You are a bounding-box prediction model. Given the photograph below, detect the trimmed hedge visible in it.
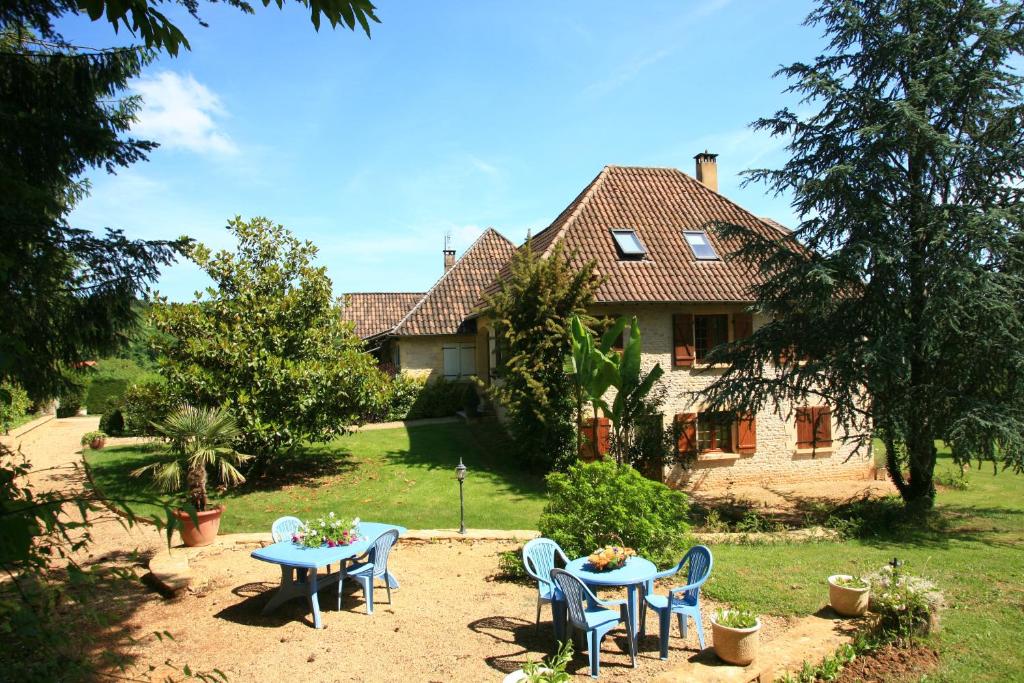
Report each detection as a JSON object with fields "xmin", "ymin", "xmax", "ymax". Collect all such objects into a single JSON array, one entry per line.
[{"xmin": 85, "ymin": 378, "xmax": 129, "ymax": 415}]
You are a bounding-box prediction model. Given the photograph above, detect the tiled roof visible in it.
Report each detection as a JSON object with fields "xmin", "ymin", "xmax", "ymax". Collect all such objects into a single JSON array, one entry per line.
[
  {"xmin": 485, "ymin": 165, "xmax": 789, "ymax": 304},
  {"xmin": 392, "ymin": 228, "xmax": 517, "ymax": 336},
  {"xmin": 759, "ymin": 216, "xmax": 792, "ymax": 235},
  {"xmin": 341, "ymin": 292, "xmax": 424, "ymax": 339}
]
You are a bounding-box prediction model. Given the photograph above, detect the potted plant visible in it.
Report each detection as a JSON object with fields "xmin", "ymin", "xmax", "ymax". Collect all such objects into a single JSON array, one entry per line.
[
  {"xmin": 81, "ymin": 430, "xmax": 107, "ymax": 450},
  {"xmin": 503, "ymin": 641, "xmax": 572, "ymax": 683},
  {"xmin": 131, "ymin": 405, "xmax": 251, "ymax": 547},
  {"xmin": 711, "ymin": 608, "xmax": 761, "ymax": 666},
  {"xmin": 828, "ymin": 574, "xmax": 870, "ymax": 617}
]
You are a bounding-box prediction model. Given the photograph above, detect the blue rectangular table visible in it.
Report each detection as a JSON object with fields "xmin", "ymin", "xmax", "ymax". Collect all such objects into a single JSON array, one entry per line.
[{"xmin": 251, "ymin": 521, "xmax": 406, "ymax": 629}]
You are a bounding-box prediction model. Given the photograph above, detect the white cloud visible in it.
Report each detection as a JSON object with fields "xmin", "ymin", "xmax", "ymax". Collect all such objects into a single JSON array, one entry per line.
[{"xmin": 131, "ymin": 71, "xmax": 238, "ymax": 156}]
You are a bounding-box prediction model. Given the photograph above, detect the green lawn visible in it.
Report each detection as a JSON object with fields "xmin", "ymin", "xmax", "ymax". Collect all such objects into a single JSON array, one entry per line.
[
  {"xmin": 84, "ymin": 421, "xmax": 547, "ymax": 533},
  {"xmin": 704, "ymin": 446, "xmax": 1024, "ymax": 681}
]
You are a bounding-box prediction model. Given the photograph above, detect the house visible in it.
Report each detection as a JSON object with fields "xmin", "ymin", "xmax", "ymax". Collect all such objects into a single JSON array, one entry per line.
[
  {"xmin": 343, "ymin": 154, "xmax": 871, "ymax": 487},
  {"xmin": 341, "ymin": 228, "xmax": 516, "ymax": 382}
]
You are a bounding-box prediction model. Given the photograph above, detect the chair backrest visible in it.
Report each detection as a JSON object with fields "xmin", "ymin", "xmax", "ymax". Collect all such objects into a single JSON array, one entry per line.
[
  {"xmin": 271, "ymin": 516, "xmax": 303, "ymax": 543},
  {"xmin": 522, "ymin": 538, "xmax": 567, "ymax": 590},
  {"xmin": 678, "ymin": 545, "xmax": 713, "ymax": 604},
  {"xmin": 549, "ymin": 569, "xmax": 597, "ymax": 631},
  {"xmin": 367, "ymin": 529, "xmax": 400, "ymax": 578}
]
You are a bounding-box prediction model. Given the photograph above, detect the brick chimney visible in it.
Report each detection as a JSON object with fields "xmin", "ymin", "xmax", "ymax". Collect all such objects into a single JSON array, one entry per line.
[
  {"xmin": 443, "ymin": 248, "xmax": 456, "ymax": 272},
  {"xmin": 694, "ymin": 151, "xmax": 719, "ymax": 193}
]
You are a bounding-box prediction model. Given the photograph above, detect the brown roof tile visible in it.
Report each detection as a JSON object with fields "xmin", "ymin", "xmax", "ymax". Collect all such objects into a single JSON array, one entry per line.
[
  {"xmin": 341, "ymin": 292, "xmax": 424, "ymax": 339},
  {"xmin": 393, "ymin": 228, "xmax": 517, "ymax": 336},
  {"xmin": 485, "ymin": 165, "xmax": 789, "ymax": 304}
]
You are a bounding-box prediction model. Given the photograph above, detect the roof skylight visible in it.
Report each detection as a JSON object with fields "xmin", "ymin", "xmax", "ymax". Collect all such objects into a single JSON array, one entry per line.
[
  {"xmin": 683, "ymin": 231, "xmax": 720, "ymax": 260},
  {"xmin": 611, "ymin": 229, "xmax": 647, "ymax": 259}
]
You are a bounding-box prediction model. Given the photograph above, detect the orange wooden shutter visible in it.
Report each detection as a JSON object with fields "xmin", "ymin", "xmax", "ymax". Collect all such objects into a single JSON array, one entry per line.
[
  {"xmin": 737, "ymin": 413, "xmax": 757, "ymax": 454},
  {"xmin": 675, "ymin": 413, "xmax": 698, "ymax": 455},
  {"xmin": 795, "ymin": 407, "xmax": 814, "ymax": 447},
  {"xmin": 734, "ymin": 313, "xmax": 753, "ymax": 340},
  {"xmin": 673, "ymin": 314, "xmax": 695, "ymax": 367},
  {"xmin": 813, "ymin": 406, "xmax": 832, "ymax": 448}
]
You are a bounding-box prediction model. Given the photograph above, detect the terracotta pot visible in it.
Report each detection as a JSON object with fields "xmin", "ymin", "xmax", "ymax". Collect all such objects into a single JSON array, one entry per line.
[
  {"xmin": 828, "ymin": 574, "xmax": 870, "ymax": 617},
  {"xmin": 172, "ymin": 505, "xmax": 225, "ymax": 547},
  {"xmin": 89, "ymin": 437, "xmax": 106, "ymax": 450},
  {"xmin": 711, "ymin": 616, "xmax": 760, "ymax": 666}
]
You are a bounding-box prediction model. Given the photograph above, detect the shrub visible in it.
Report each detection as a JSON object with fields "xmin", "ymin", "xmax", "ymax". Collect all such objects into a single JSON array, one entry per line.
[
  {"xmin": 56, "ymin": 381, "xmax": 86, "ymax": 418},
  {"xmin": 387, "ymin": 372, "xmax": 424, "ymax": 420},
  {"xmin": 406, "ymin": 377, "xmax": 467, "ymax": 420},
  {"xmin": 85, "ymin": 378, "xmax": 129, "ymax": 415},
  {"xmin": 121, "ymin": 378, "xmax": 176, "ymax": 435},
  {"xmin": 99, "ymin": 408, "xmax": 125, "ymax": 436},
  {"xmin": 0, "ymin": 381, "xmax": 32, "ymax": 431},
  {"xmin": 539, "ymin": 459, "xmax": 690, "ymax": 567},
  {"xmin": 496, "ymin": 548, "xmax": 529, "ymax": 582},
  {"xmin": 865, "ymin": 564, "xmax": 944, "ymax": 640},
  {"xmin": 82, "ymin": 358, "xmax": 151, "ymax": 414}
]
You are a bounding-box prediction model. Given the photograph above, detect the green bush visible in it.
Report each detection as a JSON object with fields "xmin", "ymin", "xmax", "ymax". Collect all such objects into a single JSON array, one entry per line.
[
  {"xmin": 406, "ymin": 377, "xmax": 468, "ymax": 420},
  {"xmin": 0, "ymin": 381, "xmax": 32, "ymax": 431},
  {"xmin": 539, "ymin": 459, "xmax": 690, "ymax": 567},
  {"xmin": 56, "ymin": 382, "xmax": 86, "ymax": 418},
  {"xmin": 121, "ymin": 379, "xmax": 176, "ymax": 435},
  {"xmin": 98, "ymin": 408, "xmax": 125, "ymax": 436},
  {"xmin": 496, "ymin": 548, "xmax": 529, "ymax": 582},
  {"xmin": 82, "ymin": 359, "xmax": 151, "ymax": 414}
]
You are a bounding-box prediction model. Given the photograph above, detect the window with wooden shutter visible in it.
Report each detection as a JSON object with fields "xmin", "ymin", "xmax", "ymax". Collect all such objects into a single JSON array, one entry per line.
[
  {"xmin": 733, "ymin": 312, "xmax": 753, "ymax": 340},
  {"xmin": 675, "ymin": 413, "xmax": 697, "ymax": 455},
  {"xmin": 736, "ymin": 413, "xmax": 757, "ymax": 454},
  {"xmin": 796, "ymin": 406, "xmax": 832, "ymax": 449},
  {"xmin": 813, "ymin": 406, "xmax": 832, "ymax": 448},
  {"xmin": 672, "ymin": 314, "xmax": 695, "ymax": 367},
  {"xmin": 795, "ymin": 407, "xmax": 815, "ymax": 447}
]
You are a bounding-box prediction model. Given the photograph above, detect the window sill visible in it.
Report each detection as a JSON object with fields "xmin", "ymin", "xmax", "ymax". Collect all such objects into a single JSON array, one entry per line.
[
  {"xmin": 794, "ymin": 447, "xmax": 833, "ymax": 457},
  {"xmin": 691, "ymin": 362, "xmax": 731, "ymax": 370},
  {"xmin": 697, "ymin": 451, "xmax": 742, "ymax": 462}
]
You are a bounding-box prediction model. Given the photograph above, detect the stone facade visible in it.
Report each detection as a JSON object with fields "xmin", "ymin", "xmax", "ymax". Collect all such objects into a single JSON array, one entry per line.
[
  {"xmin": 591, "ymin": 304, "xmax": 871, "ymax": 490},
  {"xmin": 395, "ymin": 333, "xmax": 490, "ymax": 382}
]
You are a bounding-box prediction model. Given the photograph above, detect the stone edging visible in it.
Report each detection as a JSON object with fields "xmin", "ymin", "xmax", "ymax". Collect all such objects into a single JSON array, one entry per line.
[{"xmin": 6, "ymin": 413, "xmax": 55, "ymax": 439}]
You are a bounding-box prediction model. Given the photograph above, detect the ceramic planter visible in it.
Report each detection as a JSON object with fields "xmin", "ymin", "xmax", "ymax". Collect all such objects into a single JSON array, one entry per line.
[
  {"xmin": 711, "ymin": 616, "xmax": 761, "ymax": 666},
  {"xmin": 828, "ymin": 575, "xmax": 870, "ymax": 617},
  {"xmin": 89, "ymin": 437, "xmax": 106, "ymax": 450},
  {"xmin": 172, "ymin": 505, "xmax": 225, "ymax": 547}
]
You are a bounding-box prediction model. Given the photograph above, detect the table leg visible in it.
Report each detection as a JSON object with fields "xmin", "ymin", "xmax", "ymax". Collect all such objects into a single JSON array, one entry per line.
[
  {"xmin": 263, "ymin": 565, "xmax": 299, "ymax": 615},
  {"xmin": 627, "ymin": 585, "xmax": 639, "ymax": 657},
  {"xmin": 307, "ymin": 570, "xmax": 323, "ymax": 629}
]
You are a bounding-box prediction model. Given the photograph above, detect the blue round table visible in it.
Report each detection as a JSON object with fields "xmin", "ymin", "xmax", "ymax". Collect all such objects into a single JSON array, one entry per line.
[{"xmin": 566, "ymin": 555, "xmax": 657, "ymax": 649}]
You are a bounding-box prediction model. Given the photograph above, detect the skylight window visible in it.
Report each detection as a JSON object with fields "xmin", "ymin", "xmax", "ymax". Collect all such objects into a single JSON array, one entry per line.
[
  {"xmin": 611, "ymin": 229, "xmax": 647, "ymax": 259},
  {"xmin": 684, "ymin": 231, "xmax": 720, "ymax": 260}
]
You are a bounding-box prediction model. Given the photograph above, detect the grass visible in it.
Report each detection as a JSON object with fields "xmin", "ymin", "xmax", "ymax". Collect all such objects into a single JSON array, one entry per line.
[
  {"xmin": 84, "ymin": 421, "xmax": 547, "ymax": 533},
  {"xmin": 3, "ymin": 411, "xmax": 40, "ymax": 434},
  {"xmin": 703, "ymin": 444, "xmax": 1024, "ymax": 681}
]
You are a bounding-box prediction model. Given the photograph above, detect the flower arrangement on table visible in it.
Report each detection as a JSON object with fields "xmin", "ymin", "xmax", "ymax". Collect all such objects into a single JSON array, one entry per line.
[
  {"xmin": 292, "ymin": 513, "xmax": 362, "ymax": 548},
  {"xmin": 587, "ymin": 545, "xmax": 635, "ymax": 571}
]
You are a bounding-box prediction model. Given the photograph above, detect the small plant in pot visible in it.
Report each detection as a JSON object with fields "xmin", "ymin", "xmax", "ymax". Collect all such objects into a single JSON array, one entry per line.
[
  {"xmin": 711, "ymin": 608, "xmax": 761, "ymax": 666},
  {"xmin": 502, "ymin": 640, "xmax": 572, "ymax": 683},
  {"xmin": 131, "ymin": 405, "xmax": 251, "ymax": 547},
  {"xmin": 828, "ymin": 574, "xmax": 870, "ymax": 617},
  {"xmin": 81, "ymin": 430, "xmax": 107, "ymax": 450}
]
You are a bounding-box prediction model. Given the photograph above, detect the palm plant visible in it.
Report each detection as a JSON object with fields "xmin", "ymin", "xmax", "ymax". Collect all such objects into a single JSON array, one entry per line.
[{"xmin": 132, "ymin": 405, "xmax": 251, "ymax": 511}]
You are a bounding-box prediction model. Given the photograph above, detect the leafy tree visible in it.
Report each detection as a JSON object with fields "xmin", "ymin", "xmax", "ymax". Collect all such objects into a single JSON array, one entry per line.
[
  {"xmin": 483, "ymin": 240, "xmax": 601, "ymax": 471},
  {"xmin": 698, "ymin": 0, "xmax": 1024, "ymax": 510},
  {"xmin": 151, "ymin": 217, "xmax": 381, "ymax": 464}
]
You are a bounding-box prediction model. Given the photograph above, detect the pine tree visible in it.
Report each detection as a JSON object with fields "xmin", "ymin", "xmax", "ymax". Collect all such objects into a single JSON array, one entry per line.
[{"xmin": 699, "ymin": 0, "xmax": 1024, "ymax": 510}]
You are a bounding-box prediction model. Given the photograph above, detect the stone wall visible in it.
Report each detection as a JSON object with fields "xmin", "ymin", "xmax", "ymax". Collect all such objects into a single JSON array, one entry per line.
[
  {"xmin": 396, "ymin": 334, "xmax": 487, "ymax": 382},
  {"xmin": 591, "ymin": 303, "xmax": 872, "ymax": 490}
]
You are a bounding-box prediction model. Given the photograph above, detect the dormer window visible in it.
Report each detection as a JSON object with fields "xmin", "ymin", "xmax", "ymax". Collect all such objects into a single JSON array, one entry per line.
[
  {"xmin": 611, "ymin": 229, "xmax": 647, "ymax": 260},
  {"xmin": 684, "ymin": 230, "xmax": 720, "ymax": 260}
]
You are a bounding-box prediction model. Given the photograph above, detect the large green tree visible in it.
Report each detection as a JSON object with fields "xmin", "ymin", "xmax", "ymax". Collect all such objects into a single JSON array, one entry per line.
[
  {"xmin": 483, "ymin": 240, "xmax": 600, "ymax": 471},
  {"xmin": 151, "ymin": 217, "xmax": 380, "ymax": 464},
  {"xmin": 699, "ymin": 0, "xmax": 1024, "ymax": 510}
]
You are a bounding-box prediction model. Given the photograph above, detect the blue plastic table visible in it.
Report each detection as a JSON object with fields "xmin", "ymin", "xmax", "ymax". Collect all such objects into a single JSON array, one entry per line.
[
  {"xmin": 251, "ymin": 522, "xmax": 406, "ymax": 629},
  {"xmin": 566, "ymin": 555, "xmax": 657, "ymax": 650}
]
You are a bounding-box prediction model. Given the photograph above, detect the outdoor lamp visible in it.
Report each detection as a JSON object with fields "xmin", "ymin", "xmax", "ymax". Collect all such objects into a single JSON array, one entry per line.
[{"xmin": 455, "ymin": 458, "xmax": 467, "ymax": 534}]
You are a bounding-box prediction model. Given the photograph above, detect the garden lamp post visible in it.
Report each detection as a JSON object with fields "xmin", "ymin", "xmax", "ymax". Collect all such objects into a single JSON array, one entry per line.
[{"xmin": 455, "ymin": 458, "xmax": 467, "ymax": 535}]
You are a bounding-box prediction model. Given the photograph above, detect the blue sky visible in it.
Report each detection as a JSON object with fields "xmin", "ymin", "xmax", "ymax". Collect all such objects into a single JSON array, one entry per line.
[{"xmin": 63, "ymin": 0, "xmax": 823, "ymax": 301}]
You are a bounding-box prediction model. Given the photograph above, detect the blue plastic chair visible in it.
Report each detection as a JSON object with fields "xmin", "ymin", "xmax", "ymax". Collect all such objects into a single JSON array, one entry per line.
[
  {"xmin": 338, "ymin": 528, "xmax": 400, "ymax": 615},
  {"xmin": 550, "ymin": 568, "xmax": 636, "ymax": 678},
  {"xmin": 522, "ymin": 538, "xmax": 569, "ymax": 634},
  {"xmin": 640, "ymin": 545, "xmax": 713, "ymax": 659}
]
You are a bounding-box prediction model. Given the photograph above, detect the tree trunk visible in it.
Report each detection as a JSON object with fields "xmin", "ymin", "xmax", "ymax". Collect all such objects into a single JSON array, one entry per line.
[{"xmin": 187, "ymin": 465, "xmax": 208, "ymax": 512}]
